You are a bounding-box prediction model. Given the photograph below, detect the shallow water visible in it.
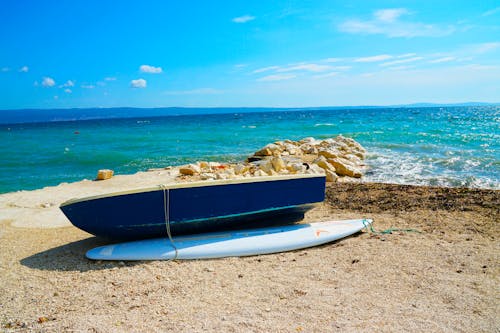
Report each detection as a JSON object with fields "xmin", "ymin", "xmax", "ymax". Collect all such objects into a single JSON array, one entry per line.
[{"xmin": 1, "ymin": 106, "xmax": 498, "ymax": 193}]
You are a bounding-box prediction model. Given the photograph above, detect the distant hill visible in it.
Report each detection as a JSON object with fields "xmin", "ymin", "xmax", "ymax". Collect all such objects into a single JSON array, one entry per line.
[{"xmin": 0, "ymin": 103, "xmax": 498, "ymax": 125}]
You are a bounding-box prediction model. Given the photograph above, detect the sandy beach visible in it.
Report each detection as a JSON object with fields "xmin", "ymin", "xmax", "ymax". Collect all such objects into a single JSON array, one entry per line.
[{"xmin": 0, "ymin": 176, "xmax": 498, "ymax": 332}]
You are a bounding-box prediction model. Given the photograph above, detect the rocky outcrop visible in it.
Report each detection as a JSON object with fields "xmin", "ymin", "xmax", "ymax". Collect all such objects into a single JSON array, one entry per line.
[{"xmin": 155, "ymin": 135, "xmax": 367, "ymax": 183}]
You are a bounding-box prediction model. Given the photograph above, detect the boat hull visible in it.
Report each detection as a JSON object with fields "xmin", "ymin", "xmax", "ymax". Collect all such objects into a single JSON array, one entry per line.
[{"xmin": 60, "ymin": 175, "xmax": 326, "ymax": 240}]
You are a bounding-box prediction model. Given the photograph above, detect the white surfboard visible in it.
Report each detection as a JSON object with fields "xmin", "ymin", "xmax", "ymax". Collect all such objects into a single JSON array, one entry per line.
[{"xmin": 86, "ymin": 219, "xmax": 373, "ymax": 261}]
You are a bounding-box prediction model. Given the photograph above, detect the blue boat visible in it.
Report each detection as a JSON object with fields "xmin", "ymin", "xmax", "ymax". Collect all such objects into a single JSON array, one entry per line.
[{"xmin": 60, "ymin": 174, "xmax": 326, "ymax": 240}]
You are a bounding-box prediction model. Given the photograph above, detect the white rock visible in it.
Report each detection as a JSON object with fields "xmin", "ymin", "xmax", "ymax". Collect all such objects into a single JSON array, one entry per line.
[
  {"xmin": 308, "ymin": 163, "xmax": 325, "ymax": 175},
  {"xmin": 328, "ymin": 158, "xmax": 363, "ymax": 178},
  {"xmin": 271, "ymin": 157, "xmax": 286, "ymax": 172},
  {"xmin": 318, "ymin": 148, "xmax": 340, "ymax": 159},
  {"xmin": 253, "ymin": 169, "xmax": 268, "ymax": 177},
  {"xmin": 233, "ymin": 164, "xmax": 250, "ymax": 175},
  {"xmin": 313, "ymin": 156, "xmax": 336, "ymax": 173},
  {"xmin": 325, "ymin": 169, "xmax": 338, "ymax": 182},
  {"xmin": 286, "ymin": 163, "xmax": 306, "ymax": 174}
]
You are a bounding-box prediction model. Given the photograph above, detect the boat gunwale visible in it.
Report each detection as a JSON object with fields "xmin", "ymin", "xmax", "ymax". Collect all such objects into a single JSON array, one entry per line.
[{"xmin": 60, "ymin": 174, "xmax": 325, "ymax": 207}]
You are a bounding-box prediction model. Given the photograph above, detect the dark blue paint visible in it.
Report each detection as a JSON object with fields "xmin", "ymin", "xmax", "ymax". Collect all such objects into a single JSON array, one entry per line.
[{"xmin": 60, "ymin": 176, "xmax": 326, "ymax": 240}]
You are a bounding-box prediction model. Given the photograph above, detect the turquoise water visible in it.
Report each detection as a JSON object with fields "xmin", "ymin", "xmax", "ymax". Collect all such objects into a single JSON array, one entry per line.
[{"xmin": 1, "ymin": 106, "xmax": 498, "ymax": 193}]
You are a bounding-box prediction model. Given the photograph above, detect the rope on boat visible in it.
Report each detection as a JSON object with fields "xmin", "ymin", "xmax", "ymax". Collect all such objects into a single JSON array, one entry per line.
[{"xmin": 160, "ymin": 184, "xmax": 178, "ymax": 260}]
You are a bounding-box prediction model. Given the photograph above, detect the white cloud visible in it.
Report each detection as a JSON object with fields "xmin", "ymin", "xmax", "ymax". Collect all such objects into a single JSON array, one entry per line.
[
  {"xmin": 482, "ymin": 7, "xmax": 500, "ymax": 16},
  {"xmin": 164, "ymin": 88, "xmax": 223, "ymax": 95},
  {"xmin": 472, "ymin": 42, "xmax": 500, "ymax": 54},
  {"xmin": 64, "ymin": 88, "xmax": 72, "ymax": 94},
  {"xmin": 232, "ymin": 15, "xmax": 255, "ymax": 23},
  {"xmin": 278, "ymin": 63, "xmax": 333, "ymax": 73},
  {"xmin": 428, "ymin": 57, "xmax": 455, "ymax": 64},
  {"xmin": 252, "ymin": 66, "xmax": 281, "ymax": 74},
  {"xmin": 380, "ymin": 56, "xmax": 423, "ymax": 67},
  {"xmin": 257, "ymin": 74, "xmax": 296, "ymax": 82},
  {"xmin": 42, "ymin": 77, "xmax": 55, "ymax": 87},
  {"xmin": 81, "ymin": 84, "xmax": 95, "ymax": 89},
  {"xmin": 339, "ymin": 8, "xmax": 455, "ymax": 38},
  {"xmin": 130, "ymin": 78, "xmax": 147, "ymax": 88},
  {"xmin": 19, "ymin": 66, "xmax": 29, "ymax": 72},
  {"xmin": 104, "ymin": 77, "xmax": 117, "ymax": 81},
  {"xmin": 59, "ymin": 80, "xmax": 75, "ymax": 88},
  {"xmin": 374, "ymin": 8, "xmax": 408, "ymax": 23},
  {"xmin": 354, "ymin": 54, "xmax": 393, "ymax": 62},
  {"xmin": 140, "ymin": 65, "xmax": 163, "ymax": 74}
]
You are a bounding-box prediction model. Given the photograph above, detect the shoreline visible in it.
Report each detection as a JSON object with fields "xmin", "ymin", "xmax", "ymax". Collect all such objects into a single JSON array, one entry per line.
[{"xmin": 1, "ymin": 173, "xmax": 498, "ymax": 331}]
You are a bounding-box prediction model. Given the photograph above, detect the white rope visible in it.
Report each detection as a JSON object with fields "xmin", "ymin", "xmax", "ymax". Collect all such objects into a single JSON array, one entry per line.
[{"xmin": 159, "ymin": 184, "xmax": 178, "ymax": 260}]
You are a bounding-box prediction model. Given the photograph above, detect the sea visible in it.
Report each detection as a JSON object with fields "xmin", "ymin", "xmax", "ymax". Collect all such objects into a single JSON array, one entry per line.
[{"xmin": 0, "ymin": 106, "xmax": 498, "ymax": 194}]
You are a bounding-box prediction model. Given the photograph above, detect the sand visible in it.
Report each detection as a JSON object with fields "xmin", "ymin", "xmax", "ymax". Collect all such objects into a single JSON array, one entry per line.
[{"xmin": 0, "ymin": 176, "xmax": 498, "ymax": 332}]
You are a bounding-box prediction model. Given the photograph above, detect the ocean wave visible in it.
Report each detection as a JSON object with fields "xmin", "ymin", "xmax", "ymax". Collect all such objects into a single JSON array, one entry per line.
[{"xmin": 364, "ymin": 149, "xmax": 500, "ymax": 189}]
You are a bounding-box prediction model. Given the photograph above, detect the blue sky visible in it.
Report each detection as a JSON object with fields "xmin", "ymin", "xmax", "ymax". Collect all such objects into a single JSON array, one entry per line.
[{"xmin": 1, "ymin": 0, "xmax": 499, "ymax": 109}]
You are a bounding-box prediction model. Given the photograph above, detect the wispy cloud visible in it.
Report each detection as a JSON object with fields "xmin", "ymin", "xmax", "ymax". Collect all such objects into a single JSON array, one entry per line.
[
  {"xmin": 257, "ymin": 74, "xmax": 296, "ymax": 82},
  {"xmin": 339, "ymin": 8, "xmax": 455, "ymax": 38},
  {"xmin": 59, "ymin": 80, "xmax": 75, "ymax": 88},
  {"xmin": 130, "ymin": 78, "xmax": 147, "ymax": 88},
  {"xmin": 140, "ymin": 65, "xmax": 162, "ymax": 74},
  {"xmin": 482, "ymin": 7, "xmax": 500, "ymax": 16},
  {"xmin": 81, "ymin": 84, "xmax": 95, "ymax": 89},
  {"xmin": 380, "ymin": 56, "xmax": 423, "ymax": 67},
  {"xmin": 374, "ymin": 8, "xmax": 408, "ymax": 23},
  {"xmin": 41, "ymin": 77, "xmax": 55, "ymax": 87},
  {"xmin": 232, "ymin": 15, "xmax": 255, "ymax": 23},
  {"xmin": 164, "ymin": 88, "xmax": 223, "ymax": 95},
  {"xmin": 19, "ymin": 66, "xmax": 29, "ymax": 72},
  {"xmin": 1, "ymin": 67, "xmax": 9, "ymax": 72},
  {"xmin": 253, "ymin": 66, "xmax": 281, "ymax": 74},
  {"xmin": 64, "ymin": 89, "xmax": 72, "ymax": 94},
  {"xmin": 354, "ymin": 54, "xmax": 393, "ymax": 62},
  {"xmin": 428, "ymin": 57, "xmax": 455, "ymax": 64},
  {"xmin": 277, "ymin": 63, "xmax": 333, "ymax": 73},
  {"xmin": 104, "ymin": 77, "xmax": 117, "ymax": 81},
  {"xmin": 471, "ymin": 42, "xmax": 500, "ymax": 54}
]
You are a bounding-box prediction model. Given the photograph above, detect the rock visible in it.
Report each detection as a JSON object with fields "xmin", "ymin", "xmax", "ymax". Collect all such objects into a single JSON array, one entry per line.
[
  {"xmin": 318, "ymin": 148, "xmax": 340, "ymax": 159},
  {"xmin": 343, "ymin": 154, "xmax": 362, "ymax": 164},
  {"xmin": 325, "ymin": 169, "xmax": 338, "ymax": 182},
  {"xmin": 199, "ymin": 161, "xmax": 210, "ymax": 170},
  {"xmin": 200, "ymin": 172, "xmax": 217, "ymax": 180},
  {"xmin": 283, "ymin": 143, "xmax": 302, "ymax": 155},
  {"xmin": 328, "ymin": 158, "xmax": 363, "ymax": 178},
  {"xmin": 307, "ymin": 163, "xmax": 325, "ymax": 175},
  {"xmin": 179, "ymin": 164, "xmax": 201, "ymax": 176},
  {"xmin": 271, "ymin": 157, "xmax": 286, "ymax": 172},
  {"xmin": 96, "ymin": 169, "xmax": 114, "ymax": 180},
  {"xmin": 299, "ymin": 143, "xmax": 317, "ymax": 154},
  {"xmin": 255, "ymin": 143, "xmax": 280, "ymax": 156},
  {"xmin": 286, "ymin": 163, "xmax": 306, "ymax": 174},
  {"xmin": 258, "ymin": 159, "xmax": 274, "ymax": 175},
  {"xmin": 234, "ymin": 164, "xmax": 250, "ymax": 175},
  {"xmin": 313, "ymin": 156, "xmax": 336, "ymax": 173},
  {"xmin": 299, "ymin": 137, "xmax": 316, "ymax": 144},
  {"xmin": 253, "ymin": 169, "xmax": 268, "ymax": 177}
]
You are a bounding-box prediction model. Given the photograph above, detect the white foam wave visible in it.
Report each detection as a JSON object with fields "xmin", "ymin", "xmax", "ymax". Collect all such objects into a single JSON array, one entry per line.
[{"xmin": 364, "ymin": 149, "xmax": 500, "ymax": 189}]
